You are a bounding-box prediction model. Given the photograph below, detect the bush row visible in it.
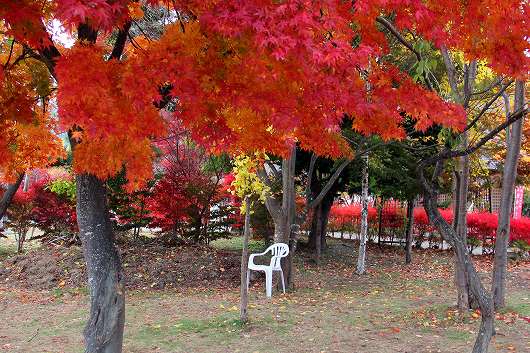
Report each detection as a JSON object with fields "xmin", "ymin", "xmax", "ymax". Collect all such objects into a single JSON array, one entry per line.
[{"xmin": 329, "ymin": 204, "xmax": 530, "ymax": 246}]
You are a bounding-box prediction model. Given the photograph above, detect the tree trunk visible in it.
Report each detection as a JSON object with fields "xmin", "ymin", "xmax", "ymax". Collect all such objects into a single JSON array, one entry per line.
[
  {"xmin": 287, "ymin": 223, "xmax": 300, "ymax": 289},
  {"xmin": 16, "ymin": 228, "xmax": 26, "ymax": 253},
  {"xmin": 314, "ymin": 203, "xmax": 322, "ymax": 264},
  {"xmin": 279, "ymin": 147, "xmax": 297, "ymax": 288},
  {"xmin": 240, "ymin": 197, "xmax": 251, "ymax": 323},
  {"xmin": 308, "ymin": 206, "xmax": 319, "ymax": 249},
  {"xmin": 0, "ymin": 173, "xmax": 24, "ymax": 221},
  {"xmin": 320, "ymin": 195, "xmax": 333, "ymax": 250},
  {"xmin": 492, "ymin": 80, "xmax": 525, "ymax": 310},
  {"xmin": 424, "ymin": 192, "xmax": 494, "ymax": 353},
  {"xmin": 377, "ymin": 200, "xmax": 383, "ymax": 244},
  {"xmin": 273, "ymin": 221, "xmax": 284, "ymax": 244},
  {"xmin": 405, "ymin": 198, "xmax": 415, "ymax": 264},
  {"xmin": 308, "ymin": 191, "xmax": 333, "ymax": 251},
  {"xmin": 455, "ymin": 130, "xmax": 473, "ymax": 310},
  {"xmin": 442, "ymin": 57, "xmax": 478, "ymax": 311},
  {"xmin": 260, "ymin": 147, "xmax": 297, "ymax": 290},
  {"xmin": 356, "ymin": 154, "xmax": 369, "ymax": 275},
  {"xmin": 263, "ymin": 146, "xmax": 297, "ymax": 289},
  {"xmin": 76, "ymin": 174, "xmax": 125, "ymax": 353},
  {"xmin": 452, "ymin": 170, "xmax": 461, "ymax": 231}
]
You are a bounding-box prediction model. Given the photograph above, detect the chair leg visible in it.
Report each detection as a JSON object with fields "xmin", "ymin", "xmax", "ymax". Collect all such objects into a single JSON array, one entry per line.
[
  {"xmin": 265, "ymin": 270, "xmax": 272, "ymax": 298},
  {"xmin": 280, "ymin": 270, "xmax": 286, "ymax": 294}
]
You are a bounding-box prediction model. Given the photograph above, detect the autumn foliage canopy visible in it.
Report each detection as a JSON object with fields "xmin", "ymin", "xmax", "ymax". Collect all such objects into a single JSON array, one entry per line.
[{"xmin": 0, "ymin": 0, "xmax": 528, "ymax": 188}]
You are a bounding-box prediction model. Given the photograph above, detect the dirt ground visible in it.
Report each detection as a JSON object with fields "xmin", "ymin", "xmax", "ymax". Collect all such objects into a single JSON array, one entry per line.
[
  {"xmin": 0, "ymin": 238, "xmax": 528, "ymax": 353},
  {"xmin": 0, "ymin": 242, "xmax": 241, "ymax": 291}
]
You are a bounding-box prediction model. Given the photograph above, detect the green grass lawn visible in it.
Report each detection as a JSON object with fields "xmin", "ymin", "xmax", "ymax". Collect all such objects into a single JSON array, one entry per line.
[{"xmin": 210, "ymin": 236, "xmax": 266, "ymax": 252}]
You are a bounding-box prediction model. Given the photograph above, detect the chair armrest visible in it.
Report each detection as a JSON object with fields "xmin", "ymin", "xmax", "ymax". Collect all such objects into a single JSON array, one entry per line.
[
  {"xmin": 248, "ymin": 253, "xmax": 259, "ymax": 266},
  {"xmin": 248, "ymin": 249, "xmax": 269, "ymax": 266},
  {"xmin": 249, "ymin": 244, "xmax": 279, "ymax": 266}
]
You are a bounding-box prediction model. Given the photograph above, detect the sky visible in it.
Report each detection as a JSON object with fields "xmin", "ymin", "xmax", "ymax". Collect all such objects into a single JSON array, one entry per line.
[{"xmin": 48, "ymin": 20, "xmax": 75, "ymax": 48}]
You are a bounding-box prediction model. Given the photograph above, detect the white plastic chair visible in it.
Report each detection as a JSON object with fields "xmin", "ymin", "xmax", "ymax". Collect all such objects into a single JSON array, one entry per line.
[{"xmin": 247, "ymin": 243, "xmax": 289, "ymax": 298}]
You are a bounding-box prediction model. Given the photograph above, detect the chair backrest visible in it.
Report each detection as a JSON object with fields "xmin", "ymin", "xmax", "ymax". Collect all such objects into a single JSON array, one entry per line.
[{"xmin": 267, "ymin": 243, "xmax": 289, "ymax": 270}]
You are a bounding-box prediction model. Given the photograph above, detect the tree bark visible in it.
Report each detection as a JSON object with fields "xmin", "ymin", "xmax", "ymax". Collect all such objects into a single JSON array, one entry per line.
[
  {"xmin": 320, "ymin": 195, "xmax": 333, "ymax": 250},
  {"xmin": 308, "ymin": 191, "xmax": 333, "ymax": 253},
  {"xmin": 308, "ymin": 206, "xmax": 319, "ymax": 249},
  {"xmin": 314, "ymin": 203, "xmax": 322, "ymax": 264},
  {"xmin": 261, "ymin": 147, "xmax": 297, "ymax": 289},
  {"xmin": 278, "ymin": 146, "xmax": 297, "ymax": 288},
  {"xmin": 33, "ymin": 19, "xmax": 130, "ymax": 353},
  {"xmin": 16, "ymin": 228, "xmax": 26, "ymax": 253},
  {"xmin": 492, "ymin": 80, "xmax": 525, "ymax": 310},
  {"xmin": 0, "ymin": 173, "xmax": 24, "ymax": 221},
  {"xmin": 452, "ymin": 170, "xmax": 461, "ymax": 231},
  {"xmin": 405, "ymin": 198, "xmax": 415, "ymax": 264},
  {"xmin": 76, "ymin": 174, "xmax": 125, "ymax": 353},
  {"xmin": 423, "ymin": 192, "xmax": 495, "ymax": 353},
  {"xmin": 240, "ymin": 197, "xmax": 251, "ymax": 323},
  {"xmin": 356, "ymin": 154, "xmax": 369, "ymax": 275},
  {"xmin": 441, "ymin": 53, "xmax": 478, "ymax": 311},
  {"xmin": 455, "ymin": 138, "xmax": 472, "ymax": 310},
  {"xmin": 377, "ymin": 200, "xmax": 383, "ymax": 244},
  {"xmin": 287, "ymin": 223, "xmax": 300, "ymax": 288}
]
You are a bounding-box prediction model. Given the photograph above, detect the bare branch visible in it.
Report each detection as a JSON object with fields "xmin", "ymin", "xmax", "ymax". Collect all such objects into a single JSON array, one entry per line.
[
  {"xmin": 308, "ymin": 158, "xmax": 349, "ymax": 208},
  {"xmin": 423, "ymin": 107, "xmax": 527, "ymax": 167},
  {"xmin": 462, "ymin": 80, "xmax": 514, "ymax": 134},
  {"xmin": 256, "ymin": 168, "xmax": 274, "ymax": 189},
  {"xmin": 440, "ymin": 45, "xmax": 461, "ymax": 101},
  {"xmin": 472, "ymin": 76, "xmax": 504, "ymax": 96},
  {"xmin": 462, "ymin": 61, "xmax": 477, "ymax": 108},
  {"xmin": 305, "ymin": 153, "xmax": 318, "ymax": 204},
  {"xmin": 376, "ymin": 17, "xmax": 421, "ymax": 61},
  {"xmin": 307, "ymin": 140, "xmax": 385, "ymax": 209},
  {"xmin": 265, "ymin": 160, "xmax": 281, "ymax": 180},
  {"xmin": 3, "ymin": 39, "xmax": 15, "ymax": 68}
]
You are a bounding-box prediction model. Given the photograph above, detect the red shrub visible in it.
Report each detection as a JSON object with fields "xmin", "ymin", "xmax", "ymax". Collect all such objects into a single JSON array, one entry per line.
[
  {"xmin": 467, "ymin": 212, "xmax": 497, "ymax": 240},
  {"xmin": 330, "ymin": 202, "xmax": 529, "ymax": 247},
  {"xmin": 510, "ymin": 217, "xmax": 530, "ymax": 243}
]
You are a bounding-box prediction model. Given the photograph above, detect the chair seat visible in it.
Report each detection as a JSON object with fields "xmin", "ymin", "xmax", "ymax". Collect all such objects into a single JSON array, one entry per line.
[{"xmin": 248, "ymin": 263, "xmax": 270, "ymax": 271}]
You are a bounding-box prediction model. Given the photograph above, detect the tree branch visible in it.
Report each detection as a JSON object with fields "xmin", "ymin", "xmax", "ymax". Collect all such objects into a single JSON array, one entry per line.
[
  {"xmin": 305, "ymin": 153, "xmax": 317, "ymax": 204},
  {"xmin": 462, "ymin": 61, "xmax": 477, "ymax": 108},
  {"xmin": 3, "ymin": 39, "xmax": 15, "ymax": 68},
  {"xmin": 308, "ymin": 158, "xmax": 349, "ymax": 209},
  {"xmin": 472, "ymin": 76, "xmax": 504, "ymax": 96},
  {"xmin": 265, "ymin": 160, "xmax": 281, "ymax": 180},
  {"xmin": 0, "ymin": 173, "xmax": 25, "ymax": 220},
  {"xmin": 462, "ymin": 80, "xmax": 514, "ymax": 134},
  {"xmin": 422, "ymin": 107, "xmax": 527, "ymax": 167},
  {"xmin": 256, "ymin": 168, "xmax": 274, "ymax": 189},
  {"xmin": 376, "ymin": 17, "xmax": 421, "ymax": 61},
  {"xmin": 110, "ymin": 22, "xmax": 132, "ymax": 60},
  {"xmin": 307, "ymin": 140, "xmax": 385, "ymax": 209},
  {"xmin": 376, "ymin": 16, "xmax": 432, "ymax": 91},
  {"xmin": 440, "ymin": 45, "xmax": 461, "ymax": 101}
]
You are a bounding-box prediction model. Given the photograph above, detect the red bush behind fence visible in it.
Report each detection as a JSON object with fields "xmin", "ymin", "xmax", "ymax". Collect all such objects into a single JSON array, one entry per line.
[{"xmin": 330, "ymin": 204, "xmax": 530, "ymax": 245}]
